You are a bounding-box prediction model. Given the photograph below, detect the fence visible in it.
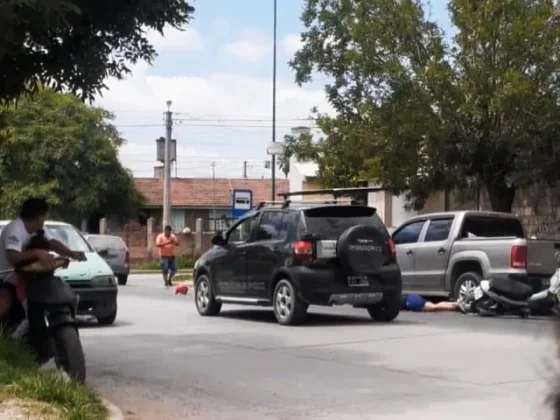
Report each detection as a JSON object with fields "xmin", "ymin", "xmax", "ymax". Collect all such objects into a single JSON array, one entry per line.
[{"xmin": 104, "ymin": 217, "xmax": 215, "ymax": 262}]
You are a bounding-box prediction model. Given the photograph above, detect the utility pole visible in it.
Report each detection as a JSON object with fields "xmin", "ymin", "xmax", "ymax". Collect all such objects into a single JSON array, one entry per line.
[
  {"xmin": 271, "ymin": 0, "xmax": 277, "ymax": 200},
  {"xmin": 163, "ymin": 100, "xmax": 173, "ymax": 228},
  {"xmin": 243, "ymin": 161, "xmax": 248, "ymax": 178},
  {"xmin": 211, "ymin": 162, "xmax": 217, "ymax": 231}
]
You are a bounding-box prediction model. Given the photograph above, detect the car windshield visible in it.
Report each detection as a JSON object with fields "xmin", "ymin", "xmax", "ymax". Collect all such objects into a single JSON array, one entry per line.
[
  {"xmin": 87, "ymin": 236, "xmax": 125, "ymax": 250},
  {"xmin": 44, "ymin": 224, "xmax": 92, "ymax": 252},
  {"xmin": 303, "ymin": 206, "xmax": 389, "ymax": 240}
]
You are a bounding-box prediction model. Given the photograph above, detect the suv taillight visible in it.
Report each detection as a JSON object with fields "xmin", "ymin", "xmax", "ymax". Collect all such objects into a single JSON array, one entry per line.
[
  {"xmin": 510, "ymin": 245, "xmax": 527, "ymax": 269},
  {"xmin": 387, "ymin": 238, "xmax": 396, "ymax": 262},
  {"xmin": 125, "ymin": 250, "xmax": 130, "ymax": 264},
  {"xmin": 293, "ymin": 240, "xmax": 313, "ymax": 261}
]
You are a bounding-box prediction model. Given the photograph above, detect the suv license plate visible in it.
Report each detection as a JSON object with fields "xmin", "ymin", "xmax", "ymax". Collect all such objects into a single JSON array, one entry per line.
[{"xmin": 348, "ymin": 276, "xmax": 369, "ymax": 287}]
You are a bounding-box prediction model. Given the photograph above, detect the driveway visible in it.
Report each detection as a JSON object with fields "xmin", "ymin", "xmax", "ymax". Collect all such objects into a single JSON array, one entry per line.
[{"xmin": 81, "ymin": 274, "xmax": 557, "ymax": 419}]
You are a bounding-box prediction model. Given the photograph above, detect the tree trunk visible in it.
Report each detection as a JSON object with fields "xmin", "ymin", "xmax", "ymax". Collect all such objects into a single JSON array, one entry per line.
[{"xmin": 485, "ymin": 179, "xmax": 516, "ymax": 213}]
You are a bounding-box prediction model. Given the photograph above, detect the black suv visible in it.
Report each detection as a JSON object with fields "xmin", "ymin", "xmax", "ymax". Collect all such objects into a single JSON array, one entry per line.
[{"xmin": 193, "ymin": 200, "xmax": 402, "ymax": 325}]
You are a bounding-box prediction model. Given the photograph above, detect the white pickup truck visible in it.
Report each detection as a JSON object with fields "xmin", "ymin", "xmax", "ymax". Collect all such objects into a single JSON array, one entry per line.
[{"xmin": 392, "ymin": 211, "xmax": 560, "ymax": 299}]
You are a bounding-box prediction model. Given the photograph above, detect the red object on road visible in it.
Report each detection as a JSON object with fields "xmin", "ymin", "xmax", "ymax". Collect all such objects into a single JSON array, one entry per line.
[{"xmin": 175, "ymin": 283, "xmax": 189, "ymax": 295}]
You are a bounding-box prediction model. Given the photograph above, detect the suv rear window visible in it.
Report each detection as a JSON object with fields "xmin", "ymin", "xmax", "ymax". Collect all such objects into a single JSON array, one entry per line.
[
  {"xmin": 88, "ymin": 236, "xmax": 126, "ymax": 250},
  {"xmin": 461, "ymin": 216, "xmax": 525, "ymax": 238},
  {"xmin": 303, "ymin": 206, "xmax": 388, "ymax": 239}
]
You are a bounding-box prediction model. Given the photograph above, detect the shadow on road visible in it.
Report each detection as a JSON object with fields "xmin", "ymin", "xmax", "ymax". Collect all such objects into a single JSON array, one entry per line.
[
  {"xmin": 219, "ymin": 309, "xmax": 420, "ymax": 327},
  {"xmin": 77, "ymin": 318, "xmax": 134, "ymax": 329}
]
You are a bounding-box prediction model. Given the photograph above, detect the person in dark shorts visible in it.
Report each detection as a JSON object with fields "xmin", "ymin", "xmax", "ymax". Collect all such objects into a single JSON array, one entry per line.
[
  {"xmin": 402, "ymin": 294, "xmax": 468, "ymax": 313},
  {"xmin": 155, "ymin": 225, "xmax": 179, "ymax": 287}
]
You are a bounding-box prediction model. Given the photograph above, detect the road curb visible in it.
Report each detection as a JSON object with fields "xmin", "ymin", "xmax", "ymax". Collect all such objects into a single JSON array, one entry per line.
[{"xmin": 102, "ymin": 397, "xmax": 124, "ymax": 420}]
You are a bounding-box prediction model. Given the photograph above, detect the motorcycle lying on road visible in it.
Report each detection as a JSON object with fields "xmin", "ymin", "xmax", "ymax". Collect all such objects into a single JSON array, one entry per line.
[
  {"xmin": 0, "ymin": 232, "xmax": 86, "ymax": 383},
  {"xmin": 468, "ymin": 252, "xmax": 560, "ymax": 318}
]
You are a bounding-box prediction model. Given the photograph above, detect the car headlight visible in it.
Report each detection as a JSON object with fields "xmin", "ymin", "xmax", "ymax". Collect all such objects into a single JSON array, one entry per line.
[{"xmin": 91, "ymin": 275, "xmax": 116, "ymax": 287}]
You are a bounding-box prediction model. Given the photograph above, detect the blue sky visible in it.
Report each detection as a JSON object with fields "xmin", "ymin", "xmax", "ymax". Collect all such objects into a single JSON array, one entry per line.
[{"xmin": 97, "ymin": 0, "xmax": 452, "ymax": 179}]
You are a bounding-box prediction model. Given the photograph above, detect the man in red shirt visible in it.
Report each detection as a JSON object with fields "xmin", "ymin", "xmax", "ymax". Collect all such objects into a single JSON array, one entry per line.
[{"xmin": 156, "ymin": 225, "xmax": 179, "ymax": 287}]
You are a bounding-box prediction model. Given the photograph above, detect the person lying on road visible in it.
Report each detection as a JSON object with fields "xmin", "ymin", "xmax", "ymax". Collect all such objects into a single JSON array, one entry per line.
[{"xmin": 402, "ymin": 294, "xmax": 470, "ymax": 313}]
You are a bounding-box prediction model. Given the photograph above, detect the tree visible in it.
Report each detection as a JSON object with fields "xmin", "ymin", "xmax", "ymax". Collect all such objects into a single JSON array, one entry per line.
[
  {"xmin": 0, "ymin": 88, "xmax": 142, "ymax": 223},
  {"xmin": 289, "ymin": 0, "xmax": 560, "ymax": 212},
  {"xmin": 0, "ymin": 0, "xmax": 194, "ymax": 103}
]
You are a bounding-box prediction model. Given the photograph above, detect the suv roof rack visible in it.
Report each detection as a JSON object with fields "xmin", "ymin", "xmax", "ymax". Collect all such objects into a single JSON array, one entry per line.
[
  {"xmin": 256, "ymin": 201, "xmax": 284, "ymax": 209},
  {"xmin": 278, "ymin": 186, "xmax": 386, "ymax": 199},
  {"xmin": 256, "ymin": 198, "xmax": 361, "ymax": 210}
]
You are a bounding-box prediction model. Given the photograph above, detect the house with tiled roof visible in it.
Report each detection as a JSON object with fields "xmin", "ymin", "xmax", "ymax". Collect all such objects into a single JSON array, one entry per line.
[{"xmin": 134, "ymin": 173, "xmax": 288, "ymax": 232}]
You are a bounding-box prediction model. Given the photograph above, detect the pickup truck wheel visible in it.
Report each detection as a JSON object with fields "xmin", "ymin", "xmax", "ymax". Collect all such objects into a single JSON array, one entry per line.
[
  {"xmin": 367, "ymin": 291, "xmax": 401, "ymax": 322},
  {"xmin": 273, "ymin": 279, "xmax": 308, "ymax": 326},
  {"xmin": 195, "ymin": 275, "xmax": 222, "ymax": 316},
  {"xmin": 453, "ymin": 272, "xmax": 482, "ymax": 301}
]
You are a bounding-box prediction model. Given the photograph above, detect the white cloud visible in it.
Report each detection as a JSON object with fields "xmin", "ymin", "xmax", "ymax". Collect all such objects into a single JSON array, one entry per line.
[
  {"xmin": 282, "ymin": 34, "xmax": 303, "ymax": 57},
  {"xmin": 97, "ymin": 58, "xmax": 332, "ymax": 178},
  {"xmin": 146, "ymin": 25, "xmax": 204, "ymax": 53},
  {"xmin": 222, "ymin": 28, "xmax": 271, "ymax": 64},
  {"xmin": 99, "ymin": 62, "xmax": 331, "ymax": 122}
]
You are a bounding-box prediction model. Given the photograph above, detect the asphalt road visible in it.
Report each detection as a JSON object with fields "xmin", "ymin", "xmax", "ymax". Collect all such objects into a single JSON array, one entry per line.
[{"xmin": 80, "ymin": 274, "xmax": 558, "ymax": 420}]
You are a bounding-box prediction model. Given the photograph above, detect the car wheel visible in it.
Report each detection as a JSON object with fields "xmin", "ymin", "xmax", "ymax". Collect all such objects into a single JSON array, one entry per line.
[
  {"xmin": 117, "ymin": 275, "xmax": 128, "ymax": 286},
  {"xmin": 367, "ymin": 291, "xmax": 401, "ymax": 322},
  {"xmin": 453, "ymin": 271, "xmax": 482, "ymax": 301},
  {"xmin": 97, "ymin": 305, "xmax": 117, "ymax": 326},
  {"xmin": 273, "ymin": 279, "xmax": 308, "ymax": 326},
  {"xmin": 195, "ymin": 274, "xmax": 221, "ymax": 316}
]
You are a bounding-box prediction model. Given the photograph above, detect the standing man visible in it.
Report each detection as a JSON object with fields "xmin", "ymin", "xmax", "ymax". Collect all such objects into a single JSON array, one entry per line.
[{"xmin": 156, "ymin": 225, "xmax": 179, "ymax": 287}]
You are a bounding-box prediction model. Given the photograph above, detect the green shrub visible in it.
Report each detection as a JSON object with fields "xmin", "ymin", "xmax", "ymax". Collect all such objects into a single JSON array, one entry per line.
[{"xmin": 0, "ymin": 335, "xmax": 107, "ymax": 420}]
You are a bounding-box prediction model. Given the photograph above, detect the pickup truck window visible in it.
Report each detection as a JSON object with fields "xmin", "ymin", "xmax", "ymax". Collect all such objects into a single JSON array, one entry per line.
[
  {"xmin": 393, "ymin": 220, "xmax": 425, "ymax": 245},
  {"xmin": 461, "ymin": 216, "xmax": 524, "ymax": 238},
  {"xmin": 424, "ymin": 218, "xmax": 453, "ymax": 242}
]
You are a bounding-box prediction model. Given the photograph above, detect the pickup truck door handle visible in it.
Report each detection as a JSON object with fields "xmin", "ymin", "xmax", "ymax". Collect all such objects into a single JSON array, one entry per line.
[
  {"xmin": 437, "ymin": 248, "xmax": 446, "ymax": 254},
  {"xmin": 406, "ymin": 250, "xmax": 414, "ymax": 256}
]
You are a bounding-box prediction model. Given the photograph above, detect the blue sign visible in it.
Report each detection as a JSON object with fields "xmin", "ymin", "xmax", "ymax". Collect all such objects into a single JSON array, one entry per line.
[{"xmin": 231, "ymin": 189, "xmax": 253, "ymax": 220}]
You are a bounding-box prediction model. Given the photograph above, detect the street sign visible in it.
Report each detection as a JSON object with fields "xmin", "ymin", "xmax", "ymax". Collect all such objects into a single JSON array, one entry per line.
[
  {"xmin": 266, "ymin": 142, "xmax": 284, "ymax": 155},
  {"xmin": 231, "ymin": 189, "xmax": 253, "ymax": 220}
]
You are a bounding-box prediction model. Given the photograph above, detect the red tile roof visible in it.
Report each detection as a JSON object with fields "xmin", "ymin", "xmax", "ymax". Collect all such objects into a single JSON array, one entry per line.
[{"xmin": 135, "ymin": 178, "xmax": 289, "ymax": 207}]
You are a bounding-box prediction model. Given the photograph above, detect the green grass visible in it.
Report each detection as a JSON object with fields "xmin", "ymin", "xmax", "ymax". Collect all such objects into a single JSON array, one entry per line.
[
  {"xmin": 0, "ymin": 334, "xmax": 107, "ymax": 420},
  {"xmin": 133, "ymin": 254, "xmax": 198, "ymax": 271}
]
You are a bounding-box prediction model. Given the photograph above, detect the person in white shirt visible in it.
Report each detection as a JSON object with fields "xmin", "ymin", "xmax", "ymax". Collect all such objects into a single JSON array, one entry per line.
[{"xmin": 0, "ymin": 198, "xmax": 86, "ymax": 336}]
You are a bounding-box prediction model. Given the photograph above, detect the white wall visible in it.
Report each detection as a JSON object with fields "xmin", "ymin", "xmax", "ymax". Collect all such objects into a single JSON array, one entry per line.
[
  {"xmin": 287, "ymin": 155, "xmax": 305, "ymax": 201},
  {"xmin": 367, "ymin": 182, "xmax": 387, "ymax": 224},
  {"xmin": 391, "ymin": 193, "xmax": 417, "ymax": 228},
  {"xmin": 366, "ymin": 181, "xmax": 418, "ymax": 228}
]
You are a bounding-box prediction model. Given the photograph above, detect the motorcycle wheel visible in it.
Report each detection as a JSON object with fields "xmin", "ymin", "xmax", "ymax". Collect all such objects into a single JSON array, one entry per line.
[{"xmin": 52, "ymin": 325, "xmax": 86, "ymax": 383}]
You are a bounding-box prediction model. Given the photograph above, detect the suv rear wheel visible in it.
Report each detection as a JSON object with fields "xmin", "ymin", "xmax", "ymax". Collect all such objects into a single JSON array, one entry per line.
[
  {"xmin": 367, "ymin": 291, "xmax": 401, "ymax": 322},
  {"xmin": 273, "ymin": 279, "xmax": 308, "ymax": 326},
  {"xmin": 195, "ymin": 274, "xmax": 222, "ymax": 316}
]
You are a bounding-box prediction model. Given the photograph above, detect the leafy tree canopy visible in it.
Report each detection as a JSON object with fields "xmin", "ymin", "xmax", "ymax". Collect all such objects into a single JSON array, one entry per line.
[
  {"xmin": 0, "ymin": 0, "xmax": 194, "ymax": 102},
  {"xmin": 289, "ymin": 0, "xmax": 560, "ymax": 211},
  {"xmin": 0, "ymin": 88, "xmax": 142, "ymax": 223}
]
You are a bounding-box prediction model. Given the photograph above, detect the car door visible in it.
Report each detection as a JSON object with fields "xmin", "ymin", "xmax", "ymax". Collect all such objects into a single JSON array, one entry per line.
[
  {"xmin": 392, "ymin": 219, "xmax": 427, "ymax": 291},
  {"xmin": 413, "ymin": 217, "xmax": 455, "ymax": 292},
  {"xmin": 244, "ymin": 210, "xmax": 290, "ymax": 298},
  {"xmin": 212, "ymin": 214, "xmax": 259, "ymax": 296}
]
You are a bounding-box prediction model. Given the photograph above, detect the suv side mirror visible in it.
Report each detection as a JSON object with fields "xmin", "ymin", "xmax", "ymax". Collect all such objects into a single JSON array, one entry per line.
[{"xmin": 211, "ymin": 234, "xmax": 226, "ymax": 247}]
